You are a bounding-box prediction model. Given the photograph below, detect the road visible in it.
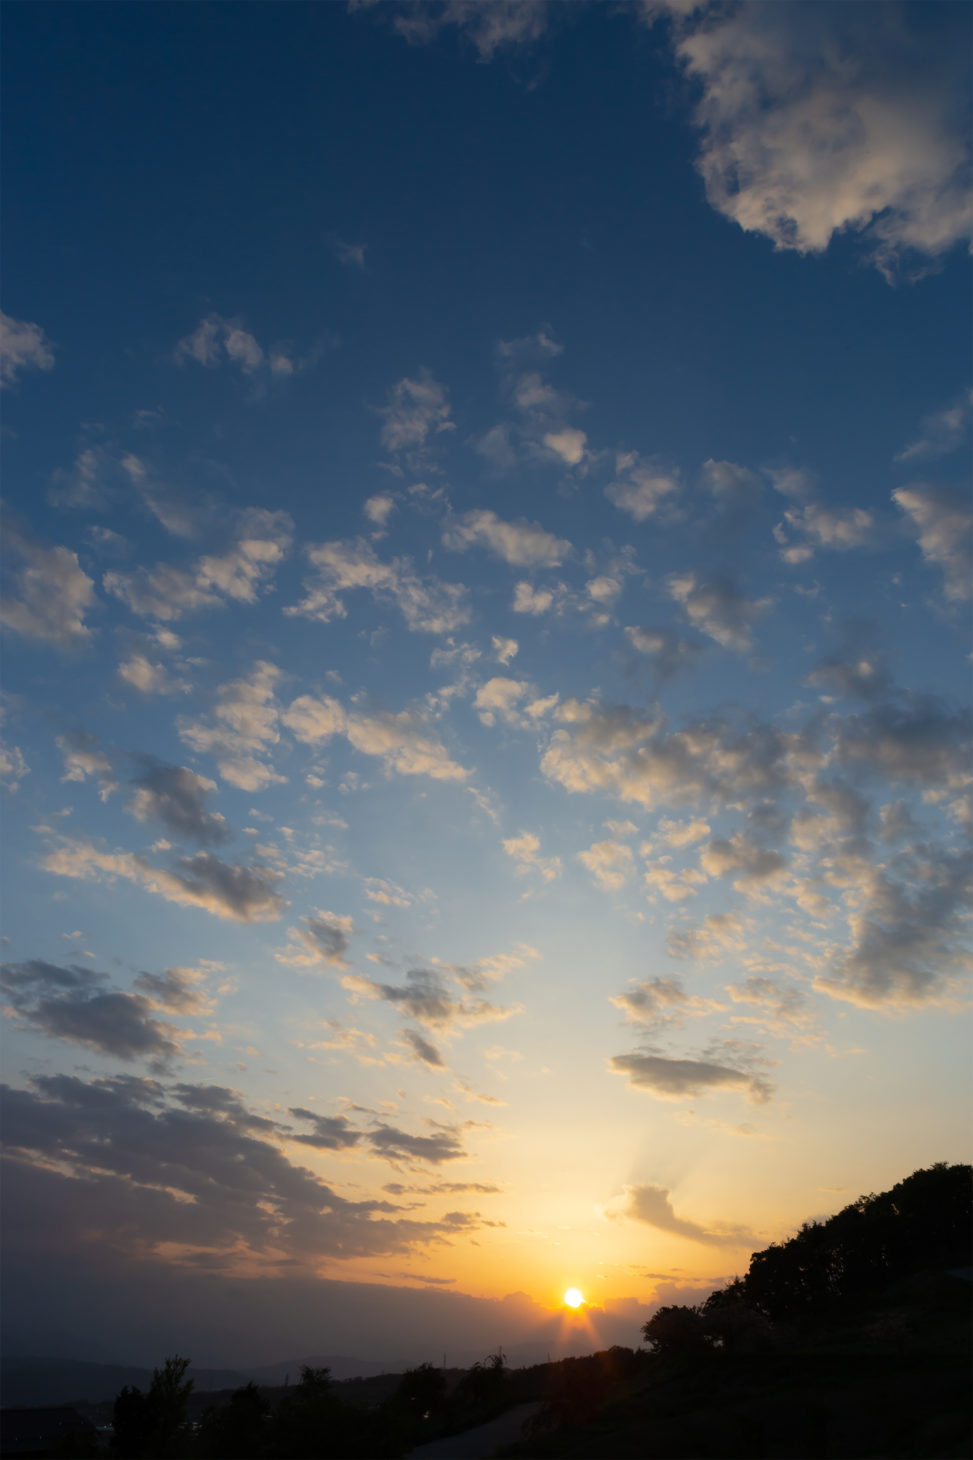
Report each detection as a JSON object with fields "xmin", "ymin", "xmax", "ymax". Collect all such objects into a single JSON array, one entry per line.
[{"xmin": 407, "ymin": 1401, "xmax": 542, "ymax": 1459}]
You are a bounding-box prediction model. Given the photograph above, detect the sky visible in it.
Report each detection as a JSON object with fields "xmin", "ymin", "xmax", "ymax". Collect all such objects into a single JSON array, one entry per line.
[{"xmin": 1, "ymin": 0, "xmax": 971, "ymax": 1370}]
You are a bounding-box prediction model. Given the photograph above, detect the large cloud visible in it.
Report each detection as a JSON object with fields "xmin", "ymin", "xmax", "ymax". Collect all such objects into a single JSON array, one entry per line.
[
  {"xmin": 664, "ymin": 0, "xmax": 972, "ymax": 278},
  {"xmin": 1, "ymin": 961, "xmax": 183, "ymax": 1066}
]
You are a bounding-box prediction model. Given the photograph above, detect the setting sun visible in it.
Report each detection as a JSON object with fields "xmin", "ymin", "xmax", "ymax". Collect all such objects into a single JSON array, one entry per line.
[{"xmin": 563, "ymin": 1288, "xmax": 584, "ymax": 1309}]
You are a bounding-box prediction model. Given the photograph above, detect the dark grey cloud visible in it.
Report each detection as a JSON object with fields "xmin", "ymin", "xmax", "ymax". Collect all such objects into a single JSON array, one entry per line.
[
  {"xmin": 133, "ymin": 966, "xmax": 213, "ymax": 1015},
  {"xmin": 817, "ymin": 845, "xmax": 973, "ymax": 1007},
  {"xmin": 808, "ymin": 653, "xmax": 892, "ymax": 701},
  {"xmin": 834, "ymin": 694, "xmax": 970, "ymax": 789},
  {"xmin": 1, "ymin": 961, "xmax": 181, "ymax": 1066},
  {"xmin": 610, "ymin": 1047, "xmax": 773, "ymax": 1104},
  {"xmin": 128, "ymin": 760, "xmax": 228, "ymax": 845},
  {"xmin": 1, "ymin": 1075, "xmax": 486, "ymax": 1271},
  {"xmin": 288, "ymin": 1107, "xmax": 362, "ymax": 1150},
  {"xmin": 624, "ymin": 626, "xmax": 704, "ymax": 680},
  {"xmin": 619, "ymin": 1184, "xmax": 756, "ymax": 1248},
  {"xmin": 348, "ymin": 967, "xmax": 512, "ymax": 1032},
  {"xmin": 166, "ymin": 851, "xmax": 286, "ymax": 921},
  {"xmin": 302, "ymin": 913, "xmax": 352, "ymax": 965},
  {"xmin": 402, "ymin": 1028, "xmax": 446, "ymax": 1067},
  {"xmin": 365, "ymin": 1122, "xmax": 467, "ymax": 1166}
]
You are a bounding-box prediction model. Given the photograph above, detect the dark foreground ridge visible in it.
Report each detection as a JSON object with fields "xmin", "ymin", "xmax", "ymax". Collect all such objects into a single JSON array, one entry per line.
[{"xmin": 2, "ymin": 1163, "xmax": 970, "ymax": 1459}]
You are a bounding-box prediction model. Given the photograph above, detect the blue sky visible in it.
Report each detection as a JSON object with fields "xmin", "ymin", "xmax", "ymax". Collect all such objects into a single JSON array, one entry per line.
[{"xmin": 1, "ymin": 0, "xmax": 970, "ymax": 1367}]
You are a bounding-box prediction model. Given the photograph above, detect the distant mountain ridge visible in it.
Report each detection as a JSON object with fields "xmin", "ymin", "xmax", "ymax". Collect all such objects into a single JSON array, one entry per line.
[{"xmin": 0, "ymin": 1353, "xmax": 399, "ymax": 1407}]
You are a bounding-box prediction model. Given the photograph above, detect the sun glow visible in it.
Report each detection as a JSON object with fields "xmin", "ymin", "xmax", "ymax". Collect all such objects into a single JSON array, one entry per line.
[{"xmin": 563, "ymin": 1287, "xmax": 584, "ymax": 1308}]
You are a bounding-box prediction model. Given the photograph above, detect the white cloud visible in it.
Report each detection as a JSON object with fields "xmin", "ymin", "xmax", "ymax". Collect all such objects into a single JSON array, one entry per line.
[
  {"xmin": 491, "ymin": 636, "xmax": 518, "ymax": 666},
  {"xmin": 0, "ymin": 529, "xmax": 96, "ymax": 651},
  {"xmin": 443, "ymin": 509, "xmax": 570, "ymax": 567},
  {"xmin": 118, "ymin": 653, "xmax": 184, "ymax": 695},
  {"xmin": 668, "ymin": 1, "xmax": 973, "ymax": 278},
  {"xmin": 104, "ymin": 509, "xmax": 292, "ymax": 622},
  {"xmin": 0, "ymin": 743, "xmax": 29, "ymax": 791},
  {"xmin": 512, "ymin": 581, "xmax": 556, "ymax": 615},
  {"xmin": 379, "ymin": 370, "xmax": 453, "ymax": 453},
  {"xmin": 57, "ymin": 734, "xmax": 118, "ymax": 801},
  {"xmin": 364, "ymin": 493, "xmax": 396, "ymax": 528},
  {"xmin": 578, "ymin": 839, "xmax": 634, "ymax": 891},
  {"xmin": 606, "ymin": 454, "xmax": 680, "ymax": 521},
  {"xmin": 502, "ymin": 831, "xmax": 561, "ymax": 883},
  {"xmin": 287, "ymin": 537, "xmax": 469, "ymax": 634},
  {"xmin": 179, "ymin": 661, "xmax": 286, "ymax": 792},
  {"xmin": 893, "ymin": 484, "xmax": 972, "ymax": 601},
  {"xmin": 474, "ymin": 677, "xmax": 528, "ymax": 727},
  {"xmin": 0, "ymin": 312, "xmax": 55, "ymax": 387},
  {"xmin": 775, "ymin": 501, "xmax": 874, "ymax": 563},
  {"xmin": 895, "ymin": 391, "xmax": 972, "ymax": 462},
  {"xmin": 283, "ymin": 693, "xmax": 469, "ymax": 782},
  {"xmin": 542, "ymin": 427, "xmax": 587, "ymax": 465},
  {"xmin": 175, "ymin": 314, "xmax": 304, "ymax": 378},
  {"xmin": 700, "ymin": 832, "xmax": 788, "ymax": 892}
]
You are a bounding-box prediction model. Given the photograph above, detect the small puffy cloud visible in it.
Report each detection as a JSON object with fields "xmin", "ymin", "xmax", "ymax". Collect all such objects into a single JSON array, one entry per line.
[
  {"xmin": 502, "ymin": 830, "xmax": 562, "ymax": 883},
  {"xmin": 612, "ymin": 977, "xmax": 722, "ymax": 1028},
  {"xmin": 127, "ymin": 761, "xmax": 228, "ymax": 846},
  {"xmin": 1, "ymin": 960, "xmax": 181, "ymax": 1066},
  {"xmin": 669, "ymin": 1, "xmax": 973, "ymax": 278},
  {"xmin": 700, "ymin": 458, "xmax": 762, "ymax": 508},
  {"xmin": 896, "ymin": 391, "xmax": 972, "ymax": 463},
  {"xmin": 701, "ymin": 833, "xmax": 787, "ymax": 892},
  {"xmin": 364, "ymin": 493, "xmax": 396, "ymax": 528},
  {"xmin": 105, "ymin": 509, "xmax": 292, "ymax": 623},
  {"xmin": 512, "ymin": 581, "xmax": 556, "ymax": 616},
  {"xmin": 276, "ymin": 911, "xmax": 355, "ymax": 969},
  {"xmin": 666, "ymin": 911, "xmax": 745, "ymax": 962},
  {"xmin": 283, "ymin": 692, "xmax": 469, "ymax": 783},
  {"xmin": 118, "ymin": 653, "xmax": 184, "ymax": 695},
  {"xmin": 667, "ymin": 572, "xmax": 770, "ymax": 652},
  {"xmin": 443, "ymin": 509, "xmax": 570, "ymax": 567},
  {"xmin": 491, "ymin": 636, "xmax": 518, "ymax": 665},
  {"xmin": 656, "ymin": 817, "xmax": 711, "ymax": 849},
  {"xmin": 180, "ymin": 660, "xmax": 285, "ymax": 792},
  {"xmin": 0, "ymin": 311, "xmax": 55, "ymax": 387},
  {"xmin": 56, "ymin": 733, "xmax": 118, "ymax": 801},
  {"xmin": 175, "ymin": 314, "xmax": 304, "ymax": 379},
  {"xmin": 0, "ymin": 528, "xmax": 96, "ymax": 651},
  {"xmin": 726, "ymin": 977, "xmax": 810, "ymax": 1028},
  {"xmin": 625, "ymin": 625, "xmax": 702, "ymax": 680},
  {"xmin": 610, "ymin": 1048, "xmax": 773, "ymax": 1103},
  {"xmin": 775, "ymin": 501, "xmax": 874, "ymax": 564},
  {"xmin": 374, "ymin": 0, "xmax": 550, "ymax": 62},
  {"xmin": 0, "ymin": 743, "xmax": 28, "ymax": 791},
  {"xmin": 345, "ymin": 966, "xmax": 515, "ymax": 1032},
  {"xmin": 893, "ymin": 484, "xmax": 972, "ymax": 602},
  {"xmin": 475, "ymin": 677, "xmax": 528, "ymax": 727},
  {"xmin": 578, "ymin": 839, "xmax": 634, "ymax": 891},
  {"xmin": 287, "ymin": 537, "xmax": 469, "ymax": 635},
  {"xmin": 542, "ymin": 427, "xmax": 587, "ymax": 465},
  {"xmin": 379, "ymin": 369, "xmax": 453, "ymax": 453},
  {"xmin": 330, "ymin": 235, "xmax": 367, "ymax": 270},
  {"xmin": 43, "ymin": 837, "xmax": 285, "ymax": 922},
  {"xmin": 643, "ymin": 863, "xmax": 706, "ymax": 903},
  {"xmin": 615, "ymin": 1184, "xmax": 755, "ymax": 1247},
  {"xmin": 606, "ymin": 455, "xmax": 680, "ymax": 521}
]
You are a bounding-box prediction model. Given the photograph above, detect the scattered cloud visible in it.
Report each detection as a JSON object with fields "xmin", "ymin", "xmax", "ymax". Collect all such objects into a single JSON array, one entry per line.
[
  {"xmin": 667, "ymin": 572, "xmax": 770, "ymax": 652},
  {"xmin": 895, "ymin": 391, "xmax": 972, "ymax": 462},
  {"xmin": 893, "ymin": 484, "xmax": 972, "ymax": 601},
  {"xmin": 284, "ymin": 692, "xmax": 469, "ymax": 782},
  {"xmin": 502, "ymin": 831, "xmax": 562, "ymax": 883},
  {"xmin": 443, "ymin": 509, "xmax": 570, "ymax": 567},
  {"xmin": 180, "ymin": 660, "xmax": 286, "ymax": 792},
  {"xmin": 127, "ymin": 761, "xmax": 228, "ymax": 846},
  {"xmin": 175, "ymin": 314, "xmax": 308, "ymax": 380},
  {"xmin": 276, "ymin": 911, "xmax": 355, "ymax": 969},
  {"xmin": 0, "ymin": 526, "xmax": 96, "ymax": 651},
  {"xmin": 379, "ymin": 370, "xmax": 453, "ymax": 455},
  {"xmin": 578, "ymin": 839, "xmax": 634, "ymax": 891},
  {"xmin": 1, "ymin": 960, "xmax": 182, "ymax": 1067},
  {"xmin": 606, "ymin": 454, "xmax": 680, "ymax": 522},
  {"xmin": 287, "ymin": 537, "xmax": 469, "ymax": 634},
  {"xmin": 0, "ymin": 312, "xmax": 55, "ymax": 387},
  {"xmin": 614, "ymin": 1183, "xmax": 756, "ymax": 1248},
  {"xmin": 610, "ymin": 1046, "xmax": 773, "ymax": 1103}
]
